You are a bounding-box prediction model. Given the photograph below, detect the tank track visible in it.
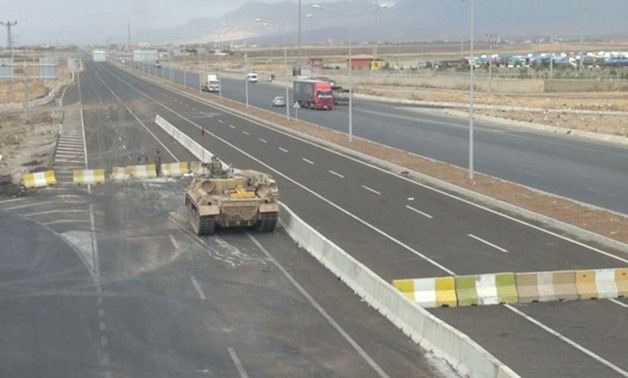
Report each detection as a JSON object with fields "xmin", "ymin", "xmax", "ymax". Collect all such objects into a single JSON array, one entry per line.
[
  {"xmin": 255, "ymin": 212, "xmax": 278, "ymax": 233},
  {"xmin": 197, "ymin": 215, "xmax": 215, "ymax": 235}
]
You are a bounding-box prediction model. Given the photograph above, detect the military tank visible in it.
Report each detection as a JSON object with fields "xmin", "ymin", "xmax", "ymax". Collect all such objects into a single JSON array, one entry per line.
[{"xmin": 184, "ymin": 156, "xmax": 279, "ymax": 235}]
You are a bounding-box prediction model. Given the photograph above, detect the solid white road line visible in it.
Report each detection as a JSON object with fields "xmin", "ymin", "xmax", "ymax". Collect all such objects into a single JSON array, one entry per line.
[
  {"xmin": 169, "ymin": 234, "xmax": 179, "ymax": 251},
  {"xmin": 247, "ymin": 234, "xmax": 390, "ymax": 378},
  {"xmin": 609, "ymin": 298, "xmax": 628, "ymax": 308},
  {"xmin": 190, "ymin": 276, "xmax": 207, "ymax": 300},
  {"xmin": 506, "ymin": 305, "xmax": 628, "ymax": 377},
  {"xmin": 227, "ymin": 347, "xmax": 249, "ymax": 378}
]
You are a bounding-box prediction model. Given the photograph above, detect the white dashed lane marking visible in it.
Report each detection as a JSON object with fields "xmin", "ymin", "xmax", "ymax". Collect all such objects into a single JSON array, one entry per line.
[
  {"xmin": 329, "ymin": 170, "xmax": 345, "ymax": 179},
  {"xmin": 302, "ymin": 158, "xmax": 314, "ymax": 165},
  {"xmin": 468, "ymin": 234, "xmax": 508, "ymax": 253},
  {"xmin": 405, "ymin": 205, "xmax": 433, "ymax": 219},
  {"xmin": 279, "ymin": 147, "xmax": 288, "ymax": 153},
  {"xmin": 361, "ymin": 185, "xmax": 381, "ymax": 196}
]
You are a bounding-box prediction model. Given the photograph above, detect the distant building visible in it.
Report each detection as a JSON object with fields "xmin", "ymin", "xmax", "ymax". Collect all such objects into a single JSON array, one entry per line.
[
  {"xmin": 309, "ymin": 57, "xmax": 324, "ymax": 71},
  {"xmin": 347, "ymin": 55, "xmax": 384, "ymax": 70},
  {"xmin": 133, "ymin": 49, "xmax": 158, "ymax": 62}
]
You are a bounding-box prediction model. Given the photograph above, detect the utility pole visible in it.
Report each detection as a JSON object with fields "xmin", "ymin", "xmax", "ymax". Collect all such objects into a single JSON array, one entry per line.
[
  {"xmin": 486, "ymin": 32, "xmax": 498, "ymax": 93},
  {"xmin": 22, "ymin": 60, "xmax": 29, "ymax": 121},
  {"xmin": 1, "ymin": 20, "xmax": 16, "ymax": 49},
  {"xmin": 1, "ymin": 21, "xmax": 17, "ymax": 102},
  {"xmin": 298, "ymin": 0, "xmax": 302, "ymax": 72}
]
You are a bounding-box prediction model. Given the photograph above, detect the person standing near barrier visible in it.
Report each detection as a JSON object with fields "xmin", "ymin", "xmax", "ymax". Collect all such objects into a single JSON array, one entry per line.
[{"xmin": 154, "ymin": 150, "xmax": 162, "ymax": 177}]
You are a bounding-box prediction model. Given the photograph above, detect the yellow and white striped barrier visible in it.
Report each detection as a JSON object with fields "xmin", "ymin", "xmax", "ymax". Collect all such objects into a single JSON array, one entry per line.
[
  {"xmin": 110, "ymin": 166, "xmax": 130, "ymax": 181},
  {"xmin": 161, "ymin": 162, "xmax": 189, "ymax": 177},
  {"xmin": 189, "ymin": 161, "xmax": 206, "ymax": 176},
  {"xmin": 455, "ymin": 272, "xmax": 519, "ymax": 306},
  {"xmin": 393, "ymin": 277, "xmax": 457, "ymax": 308},
  {"xmin": 73, "ymin": 169, "xmax": 105, "ymax": 185},
  {"xmin": 515, "ymin": 271, "xmax": 578, "ymax": 303},
  {"xmin": 126, "ymin": 164, "xmax": 157, "ymax": 179},
  {"xmin": 22, "ymin": 171, "xmax": 57, "ymax": 188},
  {"xmin": 576, "ymin": 268, "xmax": 628, "ymax": 300}
]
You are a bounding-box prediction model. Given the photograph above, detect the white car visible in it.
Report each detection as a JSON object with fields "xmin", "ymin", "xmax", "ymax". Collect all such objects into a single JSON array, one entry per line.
[
  {"xmin": 246, "ymin": 73, "xmax": 258, "ymax": 83},
  {"xmin": 272, "ymin": 96, "xmax": 286, "ymax": 107}
]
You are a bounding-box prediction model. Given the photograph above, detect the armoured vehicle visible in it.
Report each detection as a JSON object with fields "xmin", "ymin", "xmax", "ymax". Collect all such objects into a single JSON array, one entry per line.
[{"xmin": 185, "ymin": 157, "xmax": 279, "ymax": 235}]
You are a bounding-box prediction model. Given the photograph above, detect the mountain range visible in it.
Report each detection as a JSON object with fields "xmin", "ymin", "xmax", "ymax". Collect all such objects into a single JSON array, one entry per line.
[{"xmin": 130, "ymin": 0, "xmax": 628, "ymax": 47}]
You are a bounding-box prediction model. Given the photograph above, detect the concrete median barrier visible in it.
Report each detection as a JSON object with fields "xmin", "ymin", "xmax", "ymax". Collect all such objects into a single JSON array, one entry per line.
[
  {"xmin": 72, "ymin": 169, "xmax": 105, "ymax": 185},
  {"xmin": 126, "ymin": 164, "xmax": 157, "ymax": 179},
  {"xmin": 576, "ymin": 268, "xmax": 628, "ymax": 300},
  {"xmin": 161, "ymin": 162, "xmax": 189, "ymax": 177},
  {"xmin": 516, "ymin": 271, "xmax": 578, "ymax": 303},
  {"xmin": 618, "ymin": 268, "xmax": 628, "ymax": 297},
  {"xmin": 22, "ymin": 170, "xmax": 57, "ymax": 188},
  {"xmin": 279, "ymin": 203, "xmax": 519, "ymax": 378},
  {"xmin": 110, "ymin": 166, "xmax": 129, "ymax": 181},
  {"xmin": 392, "ymin": 277, "xmax": 457, "ymax": 308},
  {"xmin": 456, "ymin": 273, "xmax": 518, "ymax": 306}
]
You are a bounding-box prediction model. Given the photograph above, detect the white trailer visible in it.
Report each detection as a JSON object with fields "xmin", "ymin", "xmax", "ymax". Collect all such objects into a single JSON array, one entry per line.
[{"xmin": 201, "ymin": 73, "xmax": 220, "ymax": 93}]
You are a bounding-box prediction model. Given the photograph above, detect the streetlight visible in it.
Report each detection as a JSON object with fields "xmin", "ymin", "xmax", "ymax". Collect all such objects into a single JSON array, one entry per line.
[
  {"xmin": 579, "ymin": 0, "xmax": 586, "ymax": 72},
  {"xmin": 312, "ymin": 2, "xmax": 395, "ymax": 142},
  {"xmin": 467, "ymin": 0, "xmax": 475, "ymax": 180},
  {"xmin": 219, "ymin": 22, "xmax": 229, "ymax": 101},
  {"xmin": 242, "ymin": 33, "xmax": 250, "ymax": 108},
  {"xmin": 486, "ymin": 32, "xmax": 498, "ymax": 93},
  {"xmin": 256, "ymin": 18, "xmax": 290, "ymax": 120},
  {"xmin": 460, "ymin": 0, "xmax": 475, "ymax": 180}
]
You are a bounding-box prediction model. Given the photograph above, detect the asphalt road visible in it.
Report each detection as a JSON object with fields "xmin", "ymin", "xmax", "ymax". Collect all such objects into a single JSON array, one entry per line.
[
  {"xmin": 0, "ymin": 61, "xmax": 451, "ymax": 378},
  {"xmin": 108, "ymin": 61, "xmax": 628, "ymax": 377},
  {"xmin": 133, "ymin": 61, "xmax": 628, "ymax": 216}
]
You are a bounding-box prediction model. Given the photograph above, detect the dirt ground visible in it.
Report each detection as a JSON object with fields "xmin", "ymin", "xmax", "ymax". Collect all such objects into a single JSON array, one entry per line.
[
  {"xmin": 2, "ymin": 64, "xmax": 628, "ymax": 249},
  {"xmin": 360, "ymin": 86, "xmax": 628, "ymax": 138}
]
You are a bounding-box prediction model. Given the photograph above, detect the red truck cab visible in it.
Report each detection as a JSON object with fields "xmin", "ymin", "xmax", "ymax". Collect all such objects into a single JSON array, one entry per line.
[{"xmin": 293, "ymin": 80, "xmax": 334, "ymax": 110}]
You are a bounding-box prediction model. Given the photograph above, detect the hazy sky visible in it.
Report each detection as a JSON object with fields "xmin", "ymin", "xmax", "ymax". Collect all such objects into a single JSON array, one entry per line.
[{"xmin": 0, "ymin": 0, "xmax": 326, "ymax": 45}]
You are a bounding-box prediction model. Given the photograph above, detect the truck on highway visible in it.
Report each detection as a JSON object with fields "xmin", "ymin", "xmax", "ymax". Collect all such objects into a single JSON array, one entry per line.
[
  {"xmin": 201, "ymin": 73, "xmax": 221, "ymax": 93},
  {"xmin": 331, "ymin": 85, "xmax": 350, "ymax": 105},
  {"xmin": 293, "ymin": 79, "xmax": 334, "ymax": 110}
]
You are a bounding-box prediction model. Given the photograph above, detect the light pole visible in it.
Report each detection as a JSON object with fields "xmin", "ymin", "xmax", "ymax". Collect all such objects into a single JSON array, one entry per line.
[
  {"xmin": 312, "ymin": 2, "xmax": 395, "ymax": 142},
  {"xmin": 219, "ymin": 22, "xmax": 229, "ymax": 101},
  {"xmin": 486, "ymin": 32, "xmax": 497, "ymax": 93},
  {"xmin": 467, "ymin": 0, "xmax": 475, "ymax": 180},
  {"xmin": 579, "ymin": 0, "xmax": 586, "ymax": 72},
  {"xmin": 245, "ymin": 45, "xmax": 249, "ymax": 108},
  {"xmin": 256, "ymin": 18, "xmax": 290, "ymax": 120}
]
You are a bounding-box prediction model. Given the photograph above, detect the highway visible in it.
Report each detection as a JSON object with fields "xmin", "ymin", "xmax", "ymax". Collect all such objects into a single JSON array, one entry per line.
[
  {"xmin": 134, "ymin": 61, "xmax": 628, "ymax": 216},
  {"xmin": 0, "ymin": 61, "xmax": 450, "ymax": 378},
  {"xmin": 118, "ymin": 61, "xmax": 628, "ymax": 377},
  {"xmin": 1, "ymin": 60, "xmax": 625, "ymax": 377}
]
